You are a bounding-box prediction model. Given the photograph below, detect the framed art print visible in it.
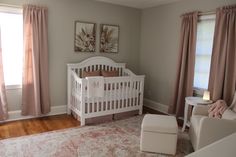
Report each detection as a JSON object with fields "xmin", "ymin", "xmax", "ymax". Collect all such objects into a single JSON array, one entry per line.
[
  {"xmin": 74, "ymin": 21, "xmax": 96, "ymax": 52},
  {"xmin": 100, "ymin": 24, "xmax": 119, "ymax": 53}
]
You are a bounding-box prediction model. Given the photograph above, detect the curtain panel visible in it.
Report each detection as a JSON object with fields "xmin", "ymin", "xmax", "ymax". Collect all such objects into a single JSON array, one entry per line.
[
  {"xmin": 169, "ymin": 12, "xmax": 198, "ymax": 118},
  {"xmin": 22, "ymin": 5, "xmax": 50, "ymax": 116},
  {"xmin": 208, "ymin": 5, "xmax": 236, "ymax": 105},
  {"xmin": 0, "ymin": 29, "xmax": 8, "ymax": 120}
]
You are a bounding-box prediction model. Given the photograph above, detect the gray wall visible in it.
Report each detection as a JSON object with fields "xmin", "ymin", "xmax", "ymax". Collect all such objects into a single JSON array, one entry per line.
[
  {"xmin": 0, "ymin": 0, "xmax": 141, "ymax": 111},
  {"xmin": 140, "ymin": 0, "xmax": 236, "ymax": 107}
]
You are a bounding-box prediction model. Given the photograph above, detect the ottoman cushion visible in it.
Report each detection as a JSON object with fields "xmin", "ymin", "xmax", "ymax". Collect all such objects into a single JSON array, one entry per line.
[
  {"xmin": 140, "ymin": 114, "xmax": 178, "ymax": 155},
  {"xmin": 142, "ymin": 114, "xmax": 178, "ymax": 134}
]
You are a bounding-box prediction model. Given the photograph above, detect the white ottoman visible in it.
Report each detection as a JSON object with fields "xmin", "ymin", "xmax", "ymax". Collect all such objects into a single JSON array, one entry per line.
[{"xmin": 140, "ymin": 114, "xmax": 178, "ymax": 155}]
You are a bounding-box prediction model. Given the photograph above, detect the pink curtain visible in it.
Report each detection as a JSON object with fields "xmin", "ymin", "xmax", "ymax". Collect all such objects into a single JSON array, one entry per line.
[
  {"xmin": 22, "ymin": 5, "xmax": 50, "ymax": 116},
  {"xmin": 208, "ymin": 5, "xmax": 236, "ymax": 105},
  {"xmin": 168, "ymin": 12, "xmax": 198, "ymax": 118},
  {"xmin": 0, "ymin": 29, "xmax": 8, "ymax": 120}
]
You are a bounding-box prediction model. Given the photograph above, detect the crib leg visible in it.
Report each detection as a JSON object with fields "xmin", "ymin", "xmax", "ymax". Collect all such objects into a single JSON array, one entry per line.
[
  {"xmin": 139, "ymin": 107, "xmax": 143, "ymax": 115},
  {"xmin": 80, "ymin": 118, "xmax": 85, "ymax": 126}
]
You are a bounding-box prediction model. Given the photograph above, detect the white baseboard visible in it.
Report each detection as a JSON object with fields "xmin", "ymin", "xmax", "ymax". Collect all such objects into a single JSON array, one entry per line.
[
  {"xmin": 144, "ymin": 98, "xmax": 169, "ymax": 114},
  {"xmin": 4, "ymin": 99, "xmax": 168, "ymax": 122},
  {"xmin": 4, "ymin": 105, "xmax": 67, "ymax": 123}
]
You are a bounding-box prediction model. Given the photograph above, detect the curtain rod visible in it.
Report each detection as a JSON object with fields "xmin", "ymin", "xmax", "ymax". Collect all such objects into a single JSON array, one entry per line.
[
  {"xmin": 198, "ymin": 10, "xmax": 215, "ymax": 16},
  {"xmin": 0, "ymin": 3, "xmax": 22, "ymax": 9}
]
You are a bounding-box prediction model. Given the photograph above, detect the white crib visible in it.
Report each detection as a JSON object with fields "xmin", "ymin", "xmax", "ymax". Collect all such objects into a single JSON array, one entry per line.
[{"xmin": 67, "ymin": 56, "xmax": 145, "ymax": 126}]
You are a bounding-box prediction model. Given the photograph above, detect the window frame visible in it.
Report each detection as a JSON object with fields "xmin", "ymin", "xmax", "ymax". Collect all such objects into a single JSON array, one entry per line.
[
  {"xmin": 193, "ymin": 14, "xmax": 216, "ymax": 95},
  {"xmin": 0, "ymin": 6, "xmax": 23, "ymax": 89}
]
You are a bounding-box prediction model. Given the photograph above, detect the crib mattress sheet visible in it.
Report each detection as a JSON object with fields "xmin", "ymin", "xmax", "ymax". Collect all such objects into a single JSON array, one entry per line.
[{"xmin": 83, "ymin": 87, "xmax": 140, "ymax": 102}]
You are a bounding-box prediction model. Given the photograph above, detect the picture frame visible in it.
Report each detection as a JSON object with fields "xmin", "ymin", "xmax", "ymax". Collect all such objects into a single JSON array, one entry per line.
[
  {"xmin": 74, "ymin": 21, "xmax": 96, "ymax": 52},
  {"xmin": 100, "ymin": 24, "xmax": 119, "ymax": 53}
]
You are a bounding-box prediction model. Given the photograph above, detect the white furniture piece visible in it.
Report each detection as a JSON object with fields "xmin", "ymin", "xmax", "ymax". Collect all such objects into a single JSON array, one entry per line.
[
  {"xmin": 140, "ymin": 114, "xmax": 178, "ymax": 155},
  {"xmin": 186, "ymin": 132, "xmax": 236, "ymax": 157},
  {"xmin": 189, "ymin": 92, "xmax": 236, "ymax": 151},
  {"xmin": 67, "ymin": 56, "xmax": 145, "ymax": 126},
  {"xmin": 182, "ymin": 97, "xmax": 212, "ymax": 132}
]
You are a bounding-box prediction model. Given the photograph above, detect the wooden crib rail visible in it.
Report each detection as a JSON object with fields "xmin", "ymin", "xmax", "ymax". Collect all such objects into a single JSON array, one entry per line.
[{"xmin": 67, "ymin": 56, "xmax": 126, "ymax": 77}]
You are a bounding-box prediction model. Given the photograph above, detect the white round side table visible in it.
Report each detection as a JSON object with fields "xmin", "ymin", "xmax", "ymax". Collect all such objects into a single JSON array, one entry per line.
[{"xmin": 182, "ymin": 97, "xmax": 213, "ymax": 132}]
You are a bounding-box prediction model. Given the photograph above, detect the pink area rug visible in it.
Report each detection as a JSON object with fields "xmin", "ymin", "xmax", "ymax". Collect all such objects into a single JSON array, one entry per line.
[{"xmin": 0, "ymin": 116, "xmax": 193, "ymax": 157}]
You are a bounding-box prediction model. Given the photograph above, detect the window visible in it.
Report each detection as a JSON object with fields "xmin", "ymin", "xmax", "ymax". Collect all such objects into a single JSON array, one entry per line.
[
  {"xmin": 194, "ymin": 15, "xmax": 215, "ymax": 91},
  {"xmin": 0, "ymin": 7, "xmax": 23, "ymax": 86}
]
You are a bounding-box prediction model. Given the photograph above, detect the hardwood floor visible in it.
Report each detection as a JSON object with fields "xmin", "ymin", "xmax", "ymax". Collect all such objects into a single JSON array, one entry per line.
[
  {"xmin": 0, "ymin": 114, "xmax": 80, "ymax": 140},
  {"xmin": 0, "ymin": 107, "xmax": 166, "ymax": 140}
]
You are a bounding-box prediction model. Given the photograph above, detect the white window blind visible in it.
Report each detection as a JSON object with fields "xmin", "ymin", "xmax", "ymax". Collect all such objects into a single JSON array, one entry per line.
[
  {"xmin": 0, "ymin": 7, "xmax": 23, "ymax": 86},
  {"xmin": 194, "ymin": 15, "xmax": 215, "ymax": 90}
]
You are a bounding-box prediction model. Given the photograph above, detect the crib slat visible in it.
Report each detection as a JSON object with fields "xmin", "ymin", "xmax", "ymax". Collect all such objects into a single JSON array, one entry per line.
[
  {"xmin": 96, "ymin": 97, "xmax": 98, "ymax": 112},
  {"xmin": 133, "ymin": 81, "xmax": 136, "ymax": 106},
  {"xmin": 96, "ymin": 97, "xmax": 99, "ymax": 112},
  {"xmin": 101, "ymin": 96, "xmax": 104, "ymax": 112},
  {"xmin": 112, "ymin": 82, "xmax": 115, "ymax": 110},
  {"xmin": 138, "ymin": 81, "xmax": 141, "ymax": 106},
  {"xmin": 114, "ymin": 82, "xmax": 117, "ymax": 109},
  {"xmin": 117, "ymin": 82, "xmax": 120, "ymax": 109},
  {"xmin": 119, "ymin": 82, "xmax": 122, "ymax": 109},
  {"xmin": 131, "ymin": 81, "xmax": 134, "ymax": 107},
  {"xmin": 129, "ymin": 81, "xmax": 132, "ymax": 107},
  {"xmin": 88, "ymin": 66, "xmax": 90, "ymax": 72},
  {"xmin": 134, "ymin": 81, "xmax": 138, "ymax": 106},
  {"xmin": 76, "ymin": 81, "xmax": 79, "ymax": 109},
  {"xmin": 135, "ymin": 81, "xmax": 138, "ymax": 106},
  {"xmin": 105, "ymin": 82, "xmax": 108, "ymax": 111},
  {"xmin": 109, "ymin": 82, "xmax": 112, "ymax": 110},
  {"xmin": 92, "ymin": 98, "xmax": 95, "ymax": 113},
  {"xmin": 93, "ymin": 98, "xmax": 95, "ymax": 113},
  {"xmin": 134, "ymin": 81, "xmax": 137, "ymax": 106},
  {"xmin": 108, "ymin": 82, "xmax": 112, "ymax": 110},
  {"xmin": 124, "ymin": 81, "xmax": 127, "ymax": 108},
  {"xmin": 88, "ymin": 99, "xmax": 90, "ymax": 114},
  {"xmin": 121, "ymin": 81, "xmax": 124, "ymax": 109},
  {"xmin": 126, "ymin": 81, "xmax": 129, "ymax": 107}
]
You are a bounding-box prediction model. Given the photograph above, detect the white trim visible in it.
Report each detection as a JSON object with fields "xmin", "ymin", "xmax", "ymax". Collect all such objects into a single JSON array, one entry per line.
[
  {"xmin": 143, "ymin": 98, "xmax": 169, "ymax": 114},
  {"xmin": 67, "ymin": 56, "xmax": 126, "ymax": 70},
  {"xmin": 1, "ymin": 105, "xmax": 67, "ymax": 123},
  {"xmin": 199, "ymin": 14, "xmax": 216, "ymax": 21},
  {"xmin": 6, "ymin": 85, "xmax": 22, "ymax": 90},
  {"xmin": 0, "ymin": 5, "xmax": 22, "ymax": 14}
]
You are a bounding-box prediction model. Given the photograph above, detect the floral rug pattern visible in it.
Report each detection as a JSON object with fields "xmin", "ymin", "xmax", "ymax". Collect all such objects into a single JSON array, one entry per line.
[{"xmin": 0, "ymin": 116, "xmax": 193, "ymax": 157}]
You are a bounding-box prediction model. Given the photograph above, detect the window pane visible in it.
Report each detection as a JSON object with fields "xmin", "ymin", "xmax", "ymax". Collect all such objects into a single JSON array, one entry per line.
[
  {"xmin": 0, "ymin": 12, "xmax": 23, "ymax": 85},
  {"xmin": 194, "ymin": 72, "xmax": 209, "ymax": 89},
  {"xmin": 194, "ymin": 17, "xmax": 215, "ymax": 89},
  {"xmin": 195, "ymin": 55, "xmax": 212, "ymax": 73}
]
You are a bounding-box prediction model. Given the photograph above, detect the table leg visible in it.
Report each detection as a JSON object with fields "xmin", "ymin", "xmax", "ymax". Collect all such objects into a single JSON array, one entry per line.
[{"xmin": 182, "ymin": 102, "xmax": 188, "ymax": 132}]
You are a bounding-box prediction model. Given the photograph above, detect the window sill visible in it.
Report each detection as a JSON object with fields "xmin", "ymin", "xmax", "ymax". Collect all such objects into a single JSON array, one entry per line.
[{"xmin": 6, "ymin": 85, "xmax": 22, "ymax": 90}]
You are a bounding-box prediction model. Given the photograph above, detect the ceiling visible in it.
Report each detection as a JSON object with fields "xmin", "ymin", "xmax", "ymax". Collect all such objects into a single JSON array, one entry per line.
[{"xmin": 94, "ymin": 0, "xmax": 183, "ymax": 9}]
